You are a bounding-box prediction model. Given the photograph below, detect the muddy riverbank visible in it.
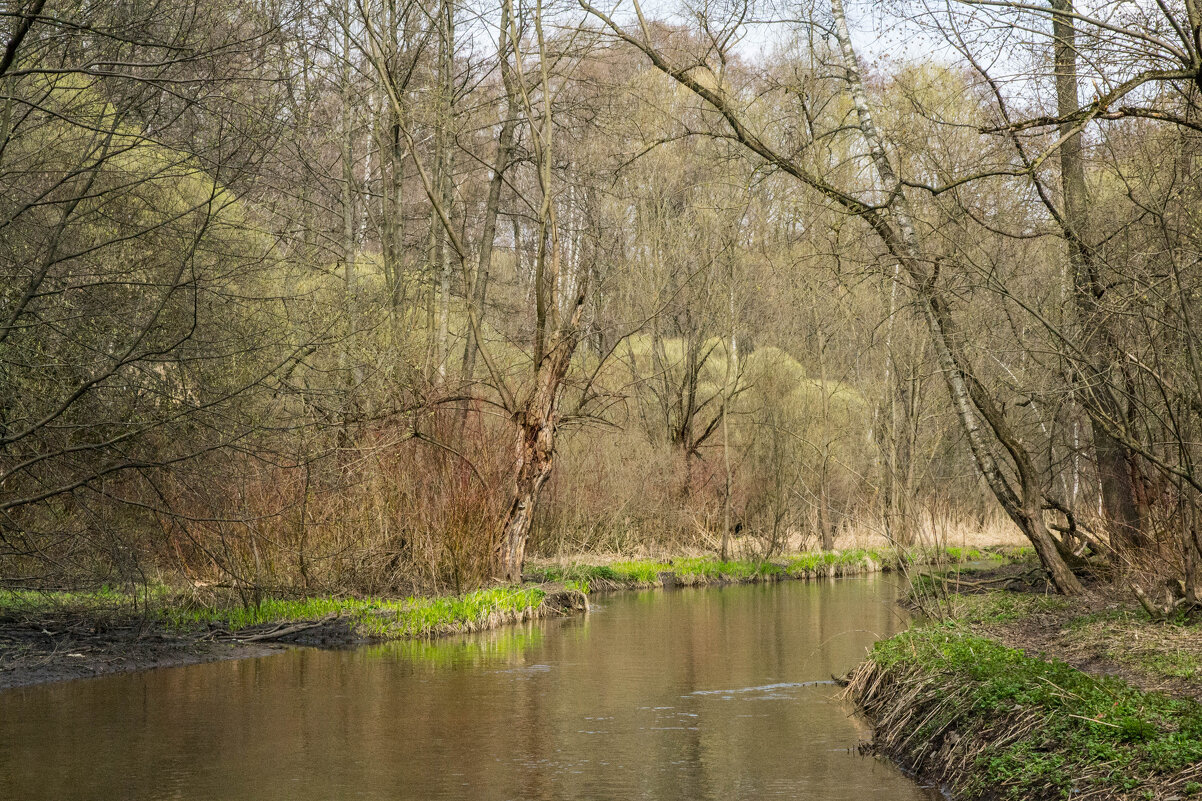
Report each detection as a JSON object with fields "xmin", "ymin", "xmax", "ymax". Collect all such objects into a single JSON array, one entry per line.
[
  {"xmin": 1, "ymin": 546, "xmax": 1008, "ymax": 691},
  {"xmin": 0, "ymin": 588, "xmax": 585, "ymax": 691}
]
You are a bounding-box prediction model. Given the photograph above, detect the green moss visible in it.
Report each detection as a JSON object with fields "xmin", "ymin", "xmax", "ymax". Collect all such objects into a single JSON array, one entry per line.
[{"xmin": 865, "ymin": 627, "xmax": 1202, "ymax": 799}]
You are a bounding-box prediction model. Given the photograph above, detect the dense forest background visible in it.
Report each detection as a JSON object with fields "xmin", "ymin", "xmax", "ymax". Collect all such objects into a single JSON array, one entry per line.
[{"xmin": 2, "ymin": 0, "xmax": 1200, "ymax": 603}]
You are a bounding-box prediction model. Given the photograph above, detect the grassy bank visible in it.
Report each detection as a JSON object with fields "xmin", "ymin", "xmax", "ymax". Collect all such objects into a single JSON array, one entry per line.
[
  {"xmin": 525, "ymin": 545, "xmax": 1013, "ymax": 591},
  {"xmin": 0, "ymin": 584, "xmax": 571, "ymax": 690},
  {"xmin": 2, "ymin": 545, "xmax": 1009, "ymax": 641},
  {"xmin": 0, "ymin": 544, "xmax": 1010, "ymax": 689},
  {"xmin": 847, "ymin": 627, "xmax": 1202, "ymax": 800},
  {"xmin": 907, "ymin": 568, "xmax": 1202, "ymax": 699},
  {"xmin": 848, "ymin": 554, "xmax": 1202, "ymax": 800},
  {"xmin": 168, "ymin": 586, "xmax": 554, "ymax": 639},
  {"xmin": 524, "ymin": 551, "xmax": 883, "ymax": 589},
  {"xmin": 1, "ymin": 585, "xmax": 557, "ymax": 641}
]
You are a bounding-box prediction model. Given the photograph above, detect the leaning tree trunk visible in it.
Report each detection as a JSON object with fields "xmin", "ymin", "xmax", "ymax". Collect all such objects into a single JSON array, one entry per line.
[
  {"xmin": 830, "ymin": 0, "xmax": 1085, "ymax": 594},
  {"xmin": 920, "ymin": 289, "xmax": 1086, "ymax": 595}
]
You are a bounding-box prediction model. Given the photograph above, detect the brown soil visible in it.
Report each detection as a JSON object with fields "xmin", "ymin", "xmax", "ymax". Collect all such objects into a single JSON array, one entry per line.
[
  {"xmin": 0, "ymin": 588, "xmax": 588, "ymax": 691},
  {"xmin": 0, "ymin": 618, "xmax": 287, "ymax": 691}
]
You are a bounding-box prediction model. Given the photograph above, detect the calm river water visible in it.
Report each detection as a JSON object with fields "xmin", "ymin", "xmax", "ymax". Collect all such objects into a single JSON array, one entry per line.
[{"xmin": 0, "ymin": 577, "xmax": 936, "ymax": 800}]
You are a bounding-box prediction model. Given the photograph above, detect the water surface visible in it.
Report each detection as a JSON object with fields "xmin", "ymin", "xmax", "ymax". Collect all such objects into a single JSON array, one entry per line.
[{"xmin": 0, "ymin": 577, "xmax": 936, "ymax": 800}]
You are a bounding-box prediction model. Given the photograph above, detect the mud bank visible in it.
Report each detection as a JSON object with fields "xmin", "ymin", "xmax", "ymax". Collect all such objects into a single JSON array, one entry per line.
[
  {"xmin": 0, "ymin": 588, "xmax": 586, "ymax": 691},
  {"xmin": 0, "ymin": 626, "xmax": 283, "ymax": 691}
]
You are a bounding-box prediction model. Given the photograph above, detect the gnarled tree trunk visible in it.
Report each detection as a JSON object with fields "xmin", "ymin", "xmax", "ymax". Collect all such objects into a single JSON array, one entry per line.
[{"xmin": 497, "ymin": 327, "xmax": 582, "ymax": 581}]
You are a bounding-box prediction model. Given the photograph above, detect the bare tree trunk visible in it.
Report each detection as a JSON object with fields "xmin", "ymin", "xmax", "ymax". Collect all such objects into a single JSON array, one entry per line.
[
  {"xmin": 379, "ymin": 1, "xmax": 409, "ymax": 331},
  {"xmin": 920, "ymin": 287, "xmax": 1085, "ymax": 593},
  {"xmin": 433, "ymin": 0, "xmax": 455, "ymax": 380},
  {"xmin": 879, "ymin": 266, "xmax": 919, "ymax": 545},
  {"xmin": 340, "ymin": 6, "xmax": 360, "ymax": 407},
  {"xmin": 720, "ymin": 265, "xmax": 737, "ymax": 561},
  {"xmin": 460, "ymin": 0, "xmax": 518, "ymax": 402},
  {"xmin": 1051, "ymin": 0, "xmax": 1146, "ymax": 556},
  {"xmin": 817, "ymin": 322, "xmax": 834, "ymax": 551},
  {"xmin": 495, "ymin": 0, "xmax": 588, "ymax": 581}
]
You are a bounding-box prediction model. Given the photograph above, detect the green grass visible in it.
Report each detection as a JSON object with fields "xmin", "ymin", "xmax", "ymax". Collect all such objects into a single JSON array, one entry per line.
[
  {"xmin": 526, "ymin": 546, "xmax": 1008, "ymax": 588},
  {"xmin": 944, "ymin": 591, "xmax": 1074, "ymax": 623},
  {"xmin": 938, "ymin": 592, "xmax": 1202, "ymax": 687},
  {"xmin": 527, "ymin": 548, "xmax": 895, "ymax": 586},
  {"xmin": 993, "ymin": 545, "xmax": 1036, "ymax": 560},
  {"xmin": 562, "ymin": 578, "xmax": 590, "ymax": 595},
  {"xmin": 782, "ymin": 547, "xmax": 885, "ymax": 574},
  {"xmin": 864, "ymin": 627, "xmax": 1202, "ymax": 800},
  {"xmin": 3, "ymin": 583, "xmax": 551, "ymax": 642},
  {"xmin": 942, "ymin": 545, "xmax": 986, "ymax": 562},
  {"xmin": 528, "ymin": 555, "xmax": 821, "ymax": 585},
  {"xmin": 526, "ymin": 559, "xmax": 670, "ymax": 584},
  {"xmin": 672, "ymin": 556, "xmax": 785, "ymax": 579},
  {"xmin": 1059, "ymin": 607, "xmax": 1202, "ymax": 682},
  {"xmin": 168, "ymin": 587, "xmax": 547, "ymax": 639},
  {"xmin": 0, "ymin": 585, "xmax": 169, "ymax": 614},
  {"xmin": 1135, "ymin": 650, "xmax": 1202, "ymax": 680}
]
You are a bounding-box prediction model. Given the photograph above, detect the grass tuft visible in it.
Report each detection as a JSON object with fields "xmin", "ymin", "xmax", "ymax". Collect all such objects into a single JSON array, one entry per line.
[{"xmin": 167, "ymin": 587, "xmax": 547, "ymax": 639}]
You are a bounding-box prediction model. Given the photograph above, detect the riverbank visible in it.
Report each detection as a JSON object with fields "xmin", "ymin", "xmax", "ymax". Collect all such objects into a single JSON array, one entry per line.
[
  {"xmin": 524, "ymin": 544, "xmax": 1021, "ymax": 590},
  {"xmin": 846, "ymin": 563, "xmax": 1202, "ymax": 800},
  {"xmin": 0, "ymin": 545, "xmax": 1007, "ymax": 691},
  {"xmin": 0, "ymin": 585, "xmax": 580, "ymax": 691}
]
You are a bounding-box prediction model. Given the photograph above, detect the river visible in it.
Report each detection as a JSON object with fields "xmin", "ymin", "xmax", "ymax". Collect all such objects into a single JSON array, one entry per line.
[{"xmin": 0, "ymin": 576, "xmax": 936, "ymax": 800}]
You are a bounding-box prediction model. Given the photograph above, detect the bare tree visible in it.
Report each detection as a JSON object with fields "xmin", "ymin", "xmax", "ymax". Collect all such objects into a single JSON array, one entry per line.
[{"xmin": 581, "ymin": 0, "xmax": 1087, "ymax": 591}]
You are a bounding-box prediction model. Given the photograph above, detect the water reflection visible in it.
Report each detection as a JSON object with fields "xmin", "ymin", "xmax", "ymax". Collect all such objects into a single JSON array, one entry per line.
[{"xmin": 0, "ymin": 578, "xmax": 936, "ymax": 801}]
